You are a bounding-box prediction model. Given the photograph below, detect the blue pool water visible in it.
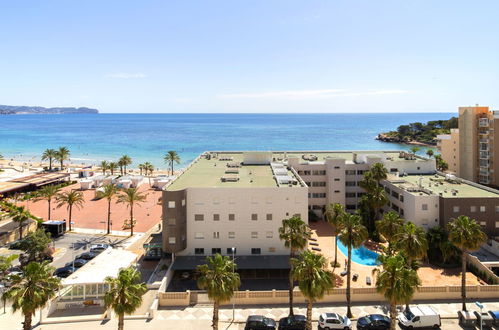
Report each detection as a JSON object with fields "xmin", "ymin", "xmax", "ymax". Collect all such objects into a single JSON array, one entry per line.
[{"xmin": 336, "ymin": 237, "xmax": 379, "ymax": 266}]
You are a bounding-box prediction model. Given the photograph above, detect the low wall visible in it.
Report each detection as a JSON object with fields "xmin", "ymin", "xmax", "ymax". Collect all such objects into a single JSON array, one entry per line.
[
  {"xmin": 158, "ymin": 285, "xmax": 499, "ymax": 307},
  {"xmin": 0, "ymin": 220, "xmax": 37, "ymax": 245},
  {"xmin": 466, "ymin": 253, "xmax": 499, "ymax": 283}
]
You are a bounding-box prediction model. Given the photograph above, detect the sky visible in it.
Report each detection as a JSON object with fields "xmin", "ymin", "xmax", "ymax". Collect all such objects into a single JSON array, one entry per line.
[{"xmin": 0, "ymin": 1, "xmax": 498, "ymax": 113}]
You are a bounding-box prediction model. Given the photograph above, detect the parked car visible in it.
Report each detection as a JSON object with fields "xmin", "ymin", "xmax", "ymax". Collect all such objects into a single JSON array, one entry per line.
[
  {"xmin": 473, "ymin": 311, "xmax": 494, "ymax": 328},
  {"xmin": 398, "ymin": 305, "xmax": 441, "ymax": 329},
  {"xmin": 65, "ymin": 258, "xmax": 88, "ymax": 268},
  {"xmin": 77, "ymin": 251, "xmax": 97, "ymax": 260},
  {"xmin": 7, "ymin": 266, "xmax": 23, "ymax": 276},
  {"xmin": 278, "ymin": 314, "xmax": 306, "ymax": 330},
  {"xmin": 8, "ymin": 240, "xmax": 25, "ymax": 250},
  {"xmin": 245, "ymin": 315, "xmax": 277, "ymax": 330},
  {"xmin": 90, "ymin": 243, "xmax": 110, "ymax": 253},
  {"xmin": 357, "ymin": 314, "xmax": 391, "ymax": 330},
  {"xmin": 319, "ymin": 313, "xmax": 352, "ymax": 330},
  {"xmin": 489, "ymin": 311, "xmax": 499, "ymax": 326},
  {"xmin": 54, "ymin": 266, "xmax": 76, "ymax": 278}
]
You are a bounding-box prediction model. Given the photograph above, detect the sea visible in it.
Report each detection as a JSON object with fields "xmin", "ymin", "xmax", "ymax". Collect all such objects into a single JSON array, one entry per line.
[{"xmin": 0, "ymin": 113, "xmax": 455, "ymax": 168}]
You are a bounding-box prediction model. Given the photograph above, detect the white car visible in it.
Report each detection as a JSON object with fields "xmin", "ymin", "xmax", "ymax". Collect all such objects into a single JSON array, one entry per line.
[{"xmin": 318, "ymin": 313, "xmax": 352, "ymax": 330}]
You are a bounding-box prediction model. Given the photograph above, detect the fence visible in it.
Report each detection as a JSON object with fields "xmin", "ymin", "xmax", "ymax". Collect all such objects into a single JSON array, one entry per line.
[{"xmin": 158, "ymin": 285, "xmax": 499, "ymax": 307}]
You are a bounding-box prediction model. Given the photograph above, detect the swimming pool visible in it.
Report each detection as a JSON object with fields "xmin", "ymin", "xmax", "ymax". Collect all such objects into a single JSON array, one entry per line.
[{"xmin": 336, "ymin": 238, "xmax": 379, "ymax": 266}]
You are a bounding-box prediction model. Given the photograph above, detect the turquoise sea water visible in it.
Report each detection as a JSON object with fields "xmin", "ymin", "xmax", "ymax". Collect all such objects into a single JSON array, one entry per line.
[
  {"xmin": 336, "ymin": 237, "xmax": 379, "ymax": 266},
  {"xmin": 0, "ymin": 113, "xmax": 454, "ymax": 168}
]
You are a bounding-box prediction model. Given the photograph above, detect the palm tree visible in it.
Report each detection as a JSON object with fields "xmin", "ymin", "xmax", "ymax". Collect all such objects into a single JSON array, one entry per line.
[
  {"xmin": 35, "ymin": 185, "xmax": 61, "ymax": 220},
  {"xmin": 41, "ymin": 149, "xmax": 57, "ymax": 171},
  {"xmin": 7, "ymin": 204, "xmax": 36, "ymax": 239},
  {"xmin": 117, "ymin": 187, "xmax": 147, "ymax": 236},
  {"xmin": 278, "ymin": 215, "xmax": 310, "ymax": 316},
  {"xmin": 370, "ymin": 162, "xmax": 388, "ymax": 183},
  {"xmin": 2, "ymin": 261, "xmax": 60, "ymax": 330},
  {"xmin": 447, "ymin": 215, "xmax": 487, "ymax": 311},
  {"xmin": 138, "ymin": 163, "xmax": 144, "ymax": 176},
  {"xmin": 325, "ymin": 203, "xmax": 346, "ymax": 268},
  {"xmin": 143, "ymin": 162, "xmax": 154, "ymax": 175},
  {"xmin": 376, "ymin": 211, "xmax": 404, "ymax": 256},
  {"xmin": 291, "ymin": 251, "xmax": 334, "ymax": 330},
  {"xmin": 374, "ymin": 254, "xmax": 421, "ymax": 330},
  {"xmin": 99, "ymin": 160, "xmax": 109, "ymax": 175},
  {"xmin": 108, "ymin": 162, "xmax": 118, "ymax": 175},
  {"xmin": 409, "ymin": 146, "xmax": 420, "ymax": 155},
  {"xmin": 338, "ymin": 213, "xmax": 368, "ymax": 318},
  {"xmin": 56, "ymin": 190, "xmax": 85, "ymax": 232},
  {"xmin": 426, "ymin": 149, "xmax": 434, "ymax": 158},
  {"xmin": 197, "ymin": 254, "xmax": 240, "ymax": 330},
  {"xmin": 55, "ymin": 146, "xmax": 70, "ymax": 169},
  {"xmin": 118, "ymin": 155, "xmax": 132, "ymax": 175},
  {"xmin": 97, "ymin": 184, "xmax": 119, "ymax": 234},
  {"xmin": 104, "ymin": 267, "xmax": 147, "ymax": 330},
  {"xmin": 164, "ymin": 150, "xmax": 181, "ymax": 175}
]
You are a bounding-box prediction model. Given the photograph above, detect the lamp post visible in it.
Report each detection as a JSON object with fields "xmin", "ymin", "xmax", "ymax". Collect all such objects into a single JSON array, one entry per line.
[
  {"xmin": 231, "ymin": 246, "xmax": 235, "ymax": 323},
  {"xmin": 475, "ymin": 301, "xmax": 483, "ymax": 330}
]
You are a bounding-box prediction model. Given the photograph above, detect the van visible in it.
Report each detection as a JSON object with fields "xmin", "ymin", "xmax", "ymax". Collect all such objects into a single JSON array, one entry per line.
[{"xmin": 398, "ymin": 305, "xmax": 441, "ymax": 329}]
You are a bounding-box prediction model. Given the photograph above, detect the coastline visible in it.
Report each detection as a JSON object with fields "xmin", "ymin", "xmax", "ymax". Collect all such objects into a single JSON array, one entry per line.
[{"xmin": 375, "ymin": 133, "xmax": 436, "ymax": 148}]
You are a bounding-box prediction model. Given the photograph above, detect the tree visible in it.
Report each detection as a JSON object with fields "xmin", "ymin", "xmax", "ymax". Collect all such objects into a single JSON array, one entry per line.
[
  {"xmin": 5, "ymin": 204, "xmax": 35, "ymax": 239},
  {"xmin": 104, "ymin": 267, "xmax": 147, "ymax": 330},
  {"xmin": 409, "ymin": 146, "xmax": 421, "ymax": 155},
  {"xmin": 374, "ymin": 254, "xmax": 421, "ymax": 330},
  {"xmin": 118, "ymin": 155, "xmax": 132, "ymax": 175},
  {"xmin": 18, "ymin": 229, "xmax": 52, "ymax": 264},
  {"xmin": 99, "ymin": 160, "xmax": 109, "ymax": 175},
  {"xmin": 291, "ymin": 251, "xmax": 334, "ymax": 330},
  {"xmin": 426, "ymin": 149, "xmax": 434, "ymax": 158},
  {"xmin": 435, "ymin": 154, "xmax": 449, "ymax": 172},
  {"xmin": 337, "ymin": 213, "xmax": 368, "ymax": 318},
  {"xmin": 278, "ymin": 215, "xmax": 311, "ymax": 316},
  {"xmin": 41, "ymin": 149, "xmax": 57, "ymax": 171},
  {"xmin": 370, "ymin": 162, "xmax": 388, "ymax": 182},
  {"xmin": 2, "ymin": 261, "xmax": 60, "ymax": 330},
  {"xmin": 56, "ymin": 190, "xmax": 85, "ymax": 232},
  {"xmin": 447, "ymin": 216, "xmax": 487, "ymax": 311},
  {"xmin": 164, "ymin": 150, "xmax": 181, "ymax": 175},
  {"xmin": 138, "ymin": 163, "xmax": 144, "ymax": 176},
  {"xmin": 108, "ymin": 162, "xmax": 118, "ymax": 175},
  {"xmin": 196, "ymin": 254, "xmax": 240, "ymax": 330},
  {"xmin": 427, "ymin": 226, "xmax": 459, "ymax": 264},
  {"xmin": 325, "ymin": 203, "xmax": 345, "ymax": 268},
  {"xmin": 35, "ymin": 184, "xmax": 60, "ymax": 220},
  {"xmin": 375, "ymin": 211, "xmax": 404, "ymax": 256},
  {"xmin": 97, "ymin": 184, "xmax": 119, "ymax": 234},
  {"xmin": 0, "ymin": 254, "xmax": 18, "ymax": 312},
  {"xmin": 55, "ymin": 146, "xmax": 70, "ymax": 169},
  {"xmin": 143, "ymin": 162, "xmax": 154, "ymax": 176},
  {"xmin": 117, "ymin": 187, "xmax": 147, "ymax": 236}
]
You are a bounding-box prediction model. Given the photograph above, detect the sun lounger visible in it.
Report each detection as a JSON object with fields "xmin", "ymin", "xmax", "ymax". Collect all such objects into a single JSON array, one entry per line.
[
  {"xmin": 352, "ymin": 273, "xmax": 359, "ymax": 281},
  {"xmin": 309, "ymin": 242, "xmax": 319, "ymax": 246},
  {"xmin": 311, "ymin": 247, "xmax": 321, "ymax": 252},
  {"xmin": 308, "ymin": 237, "xmax": 317, "ymax": 242},
  {"xmin": 366, "ymin": 276, "xmax": 372, "ymax": 285},
  {"xmin": 340, "ymin": 270, "xmax": 347, "ymax": 276}
]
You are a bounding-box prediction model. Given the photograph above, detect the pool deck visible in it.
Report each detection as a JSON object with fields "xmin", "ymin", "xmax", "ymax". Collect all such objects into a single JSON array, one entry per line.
[{"xmin": 309, "ymin": 221, "xmax": 481, "ymax": 288}]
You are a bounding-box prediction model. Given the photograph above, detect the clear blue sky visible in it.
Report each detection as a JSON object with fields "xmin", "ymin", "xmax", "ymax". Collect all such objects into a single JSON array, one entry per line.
[{"xmin": 1, "ymin": 1, "xmax": 498, "ymax": 113}]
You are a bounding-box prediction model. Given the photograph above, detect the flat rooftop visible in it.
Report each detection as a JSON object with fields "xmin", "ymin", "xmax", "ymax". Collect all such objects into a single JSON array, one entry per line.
[
  {"xmin": 284, "ymin": 150, "xmax": 429, "ymax": 163},
  {"xmin": 387, "ymin": 174, "xmax": 499, "ymax": 198},
  {"xmin": 166, "ymin": 152, "xmax": 302, "ymax": 190}
]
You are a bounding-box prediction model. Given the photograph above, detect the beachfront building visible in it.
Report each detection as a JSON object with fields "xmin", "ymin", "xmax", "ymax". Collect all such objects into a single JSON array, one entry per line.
[{"xmin": 437, "ymin": 105, "xmax": 499, "ymax": 187}]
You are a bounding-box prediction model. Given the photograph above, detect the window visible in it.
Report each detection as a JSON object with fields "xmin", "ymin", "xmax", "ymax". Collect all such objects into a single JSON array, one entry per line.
[
  {"xmin": 496, "ymin": 206, "xmax": 499, "ymax": 213},
  {"xmin": 266, "ymin": 231, "xmax": 273, "ymax": 238},
  {"xmin": 303, "ymin": 170, "xmax": 311, "ymax": 175},
  {"xmin": 422, "ymin": 204, "xmax": 428, "ymax": 211},
  {"xmin": 480, "ymin": 206, "xmax": 486, "ymax": 212},
  {"xmin": 268, "ymin": 247, "xmax": 276, "ymax": 252},
  {"xmin": 496, "ymin": 221, "xmax": 499, "ymax": 228},
  {"xmin": 229, "ymin": 213, "xmax": 235, "ymax": 221},
  {"xmin": 228, "ymin": 231, "xmax": 235, "ymax": 239},
  {"xmin": 312, "ymin": 181, "xmax": 326, "ymax": 187},
  {"xmin": 312, "ymin": 170, "xmax": 326, "ymax": 175},
  {"xmin": 345, "ymin": 170, "xmax": 356, "ymax": 175},
  {"xmin": 212, "ymin": 248, "xmax": 221, "ymax": 255},
  {"xmin": 470, "ymin": 206, "xmax": 476, "ymax": 213},
  {"xmin": 181, "ymin": 199, "xmax": 186, "ymax": 206},
  {"xmin": 346, "ymin": 205, "xmax": 356, "ymax": 210},
  {"xmin": 213, "ymin": 232, "xmax": 220, "ymax": 239},
  {"xmin": 168, "ymin": 201, "xmax": 175, "ymax": 208},
  {"xmin": 168, "ymin": 218, "xmax": 176, "ymax": 225},
  {"xmin": 168, "ymin": 237, "xmax": 176, "ymax": 244},
  {"xmin": 453, "ymin": 206, "xmax": 460, "ymax": 213},
  {"xmin": 357, "ymin": 170, "xmax": 366, "ymax": 175},
  {"xmin": 266, "ymin": 213, "xmax": 272, "ymax": 221},
  {"xmin": 194, "ymin": 214, "xmax": 204, "ymax": 221},
  {"xmin": 334, "ymin": 178, "xmax": 340, "ymax": 181},
  {"xmin": 194, "ymin": 232, "xmax": 204, "ymax": 239},
  {"xmin": 334, "ymin": 166, "xmax": 340, "ymax": 169},
  {"xmin": 213, "ymin": 214, "xmax": 220, "ymax": 221},
  {"xmin": 480, "ymin": 221, "xmax": 486, "ymax": 226},
  {"xmin": 345, "ymin": 192, "xmax": 356, "ymax": 198},
  {"xmin": 346, "ymin": 181, "xmax": 356, "ymax": 186},
  {"xmin": 251, "ymin": 214, "xmax": 258, "ymax": 220},
  {"xmin": 399, "ymin": 195, "xmax": 404, "ymax": 202},
  {"xmin": 251, "ymin": 231, "xmax": 258, "ymax": 238},
  {"xmin": 251, "ymin": 248, "xmax": 261, "ymax": 255},
  {"xmin": 227, "ymin": 247, "xmax": 236, "ymax": 255},
  {"xmin": 311, "ymin": 193, "xmax": 326, "ymax": 198},
  {"xmin": 334, "ymin": 190, "xmax": 340, "ymax": 193},
  {"xmin": 194, "ymin": 248, "xmax": 204, "ymax": 255}
]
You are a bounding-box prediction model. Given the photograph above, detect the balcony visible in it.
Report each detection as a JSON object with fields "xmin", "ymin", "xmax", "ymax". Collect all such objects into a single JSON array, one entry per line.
[{"xmin": 479, "ymin": 118, "xmax": 489, "ymax": 127}]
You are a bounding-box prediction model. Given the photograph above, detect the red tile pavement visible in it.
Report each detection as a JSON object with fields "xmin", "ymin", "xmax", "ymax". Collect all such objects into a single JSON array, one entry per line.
[{"xmin": 20, "ymin": 183, "xmax": 163, "ymax": 233}]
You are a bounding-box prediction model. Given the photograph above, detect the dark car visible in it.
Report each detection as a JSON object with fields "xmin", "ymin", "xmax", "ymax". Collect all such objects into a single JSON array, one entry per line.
[
  {"xmin": 65, "ymin": 258, "xmax": 88, "ymax": 268},
  {"xmin": 357, "ymin": 314, "xmax": 391, "ymax": 330},
  {"xmin": 8, "ymin": 240, "xmax": 25, "ymax": 250},
  {"xmin": 245, "ymin": 315, "xmax": 277, "ymax": 330},
  {"xmin": 54, "ymin": 266, "xmax": 76, "ymax": 278},
  {"xmin": 77, "ymin": 251, "xmax": 97, "ymax": 260},
  {"xmin": 278, "ymin": 314, "xmax": 306, "ymax": 330},
  {"xmin": 90, "ymin": 244, "xmax": 110, "ymax": 253}
]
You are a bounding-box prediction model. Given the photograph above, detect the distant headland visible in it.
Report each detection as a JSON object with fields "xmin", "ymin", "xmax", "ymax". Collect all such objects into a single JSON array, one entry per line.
[
  {"xmin": 376, "ymin": 117, "xmax": 458, "ymax": 146},
  {"xmin": 0, "ymin": 105, "xmax": 99, "ymax": 115}
]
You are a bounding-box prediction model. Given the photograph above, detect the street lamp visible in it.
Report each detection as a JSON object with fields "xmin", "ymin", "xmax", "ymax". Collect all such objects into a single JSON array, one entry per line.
[
  {"xmin": 231, "ymin": 246, "xmax": 235, "ymax": 323},
  {"xmin": 475, "ymin": 301, "xmax": 483, "ymax": 330}
]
